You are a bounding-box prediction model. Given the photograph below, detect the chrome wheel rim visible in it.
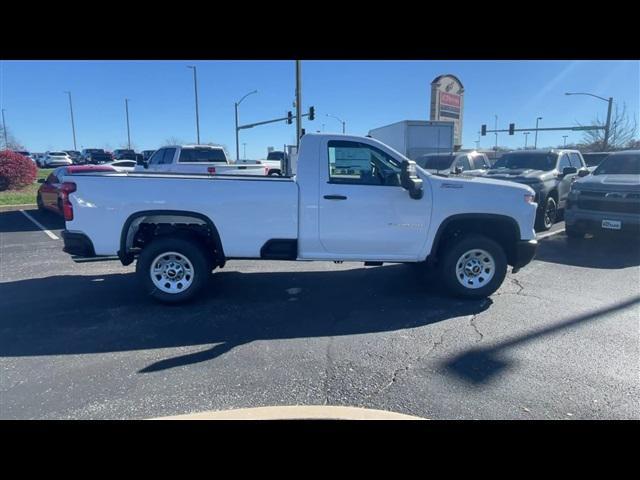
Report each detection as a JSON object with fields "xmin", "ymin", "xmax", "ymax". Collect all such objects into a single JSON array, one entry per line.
[
  {"xmin": 150, "ymin": 251, "xmax": 194, "ymax": 294},
  {"xmin": 455, "ymin": 249, "xmax": 495, "ymax": 289},
  {"xmin": 544, "ymin": 200, "xmax": 556, "ymax": 228}
]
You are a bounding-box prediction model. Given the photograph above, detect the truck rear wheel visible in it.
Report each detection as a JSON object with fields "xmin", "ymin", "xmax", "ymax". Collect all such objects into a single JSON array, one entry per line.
[
  {"xmin": 439, "ymin": 234, "xmax": 507, "ymax": 299},
  {"xmin": 136, "ymin": 237, "xmax": 209, "ymax": 304}
]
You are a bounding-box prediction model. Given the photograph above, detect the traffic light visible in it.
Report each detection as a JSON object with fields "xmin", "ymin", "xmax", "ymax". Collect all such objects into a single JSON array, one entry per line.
[
  {"xmin": 287, "ymin": 111, "xmax": 293, "ymax": 125},
  {"xmin": 308, "ymin": 106, "xmax": 315, "ymax": 121},
  {"xmin": 301, "ymin": 128, "xmax": 306, "ymax": 136},
  {"xmin": 509, "ymin": 123, "xmax": 515, "ymax": 135},
  {"xmin": 481, "ymin": 124, "xmax": 487, "ymax": 136}
]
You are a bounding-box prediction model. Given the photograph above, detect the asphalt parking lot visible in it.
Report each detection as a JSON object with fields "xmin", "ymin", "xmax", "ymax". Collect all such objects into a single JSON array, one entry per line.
[{"xmin": 1, "ymin": 208, "xmax": 638, "ymax": 419}]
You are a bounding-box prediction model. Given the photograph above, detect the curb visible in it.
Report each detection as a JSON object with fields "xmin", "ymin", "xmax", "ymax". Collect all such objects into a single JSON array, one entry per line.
[
  {"xmin": 153, "ymin": 405, "xmax": 426, "ymax": 420},
  {"xmin": 0, "ymin": 204, "xmax": 37, "ymax": 212}
]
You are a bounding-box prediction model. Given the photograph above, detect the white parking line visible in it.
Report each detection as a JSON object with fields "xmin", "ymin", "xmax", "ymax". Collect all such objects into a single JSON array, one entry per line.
[
  {"xmin": 20, "ymin": 210, "xmax": 59, "ymax": 240},
  {"xmin": 537, "ymin": 228, "xmax": 565, "ymax": 240}
]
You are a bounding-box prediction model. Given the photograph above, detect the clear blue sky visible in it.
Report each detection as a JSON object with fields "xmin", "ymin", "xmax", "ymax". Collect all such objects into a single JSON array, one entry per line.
[{"xmin": 1, "ymin": 60, "xmax": 638, "ymax": 158}]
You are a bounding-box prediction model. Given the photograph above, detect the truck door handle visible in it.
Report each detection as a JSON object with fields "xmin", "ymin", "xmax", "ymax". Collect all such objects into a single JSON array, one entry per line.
[{"xmin": 323, "ymin": 195, "xmax": 347, "ymax": 200}]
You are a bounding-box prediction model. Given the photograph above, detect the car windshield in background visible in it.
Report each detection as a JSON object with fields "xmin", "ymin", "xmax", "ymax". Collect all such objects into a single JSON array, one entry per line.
[
  {"xmin": 492, "ymin": 152, "xmax": 557, "ymax": 171},
  {"xmin": 49, "ymin": 152, "xmax": 67, "ymax": 156},
  {"xmin": 416, "ymin": 155, "xmax": 455, "ymax": 170},
  {"xmin": 179, "ymin": 148, "xmax": 227, "ymax": 163},
  {"xmin": 593, "ymin": 153, "xmax": 640, "ymax": 175}
]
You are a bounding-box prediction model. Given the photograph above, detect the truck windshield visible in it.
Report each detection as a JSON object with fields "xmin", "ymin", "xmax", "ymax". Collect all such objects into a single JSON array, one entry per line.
[
  {"xmin": 179, "ymin": 148, "xmax": 227, "ymax": 163},
  {"xmin": 416, "ymin": 155, "xmax": 455, "ymax": 170},
  {"xmin": 493, "ymin": 152, "xmax": 557, "ymax": 171},
  {"xmin": 593, "ymin": 153, "xmax": 640, "ymax": 175},
  {"xmin": 267, "ymin": 152, "xmax": 285, "ymax": 161}
]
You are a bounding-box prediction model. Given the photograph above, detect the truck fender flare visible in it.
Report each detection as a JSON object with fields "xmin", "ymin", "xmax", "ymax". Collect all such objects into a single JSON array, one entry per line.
[
  {"xmin": 426, "ymin": 213, "xmax": 521, "ymax": 264},
  {"xmin": 118, "ymin": 209, "xmax": 225, "ymax": 266}
]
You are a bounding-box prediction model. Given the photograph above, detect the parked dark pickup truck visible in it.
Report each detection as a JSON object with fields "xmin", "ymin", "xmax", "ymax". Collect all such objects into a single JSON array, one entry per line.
[
  {"xmin": 565, "ymin": 150, "xmax": 640, "ymax": 238},
  {"xmin": 482, "ymin": 149, "xmax": 589, "ymax": 231},
  {"xmin": 81, "ymin": 148, "xmax": 112, "ymax": 164}
]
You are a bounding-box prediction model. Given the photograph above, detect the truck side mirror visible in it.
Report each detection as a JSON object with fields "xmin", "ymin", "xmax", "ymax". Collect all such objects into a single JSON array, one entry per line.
[
  {"xmin": 561, "ymin": 166, "xmax": 577, "ymax": 177},
  {"xmin": 400, "ymin": 160, "xmax": 424, "ymax": 200},
  {"xmin": 578, "ymin": 169, "xmax": 590, "ymax": 177}
]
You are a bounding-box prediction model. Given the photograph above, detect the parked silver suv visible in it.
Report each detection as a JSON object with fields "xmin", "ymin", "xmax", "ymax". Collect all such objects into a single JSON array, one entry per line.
[{"xmin": 565, "ymin": 150, "xmax": 640, "ymax": 238}]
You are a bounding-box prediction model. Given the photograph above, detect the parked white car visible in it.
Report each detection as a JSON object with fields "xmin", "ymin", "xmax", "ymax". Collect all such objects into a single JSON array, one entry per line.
[
  {"xmin": 106, "ymin": 160, "xmax": 137, "ymax": 172},
  {"xmin": 61, "ymin": 133, "xmax": 538, "ymax": 304},
  {"xmin": 43, "ymin": 151, "xmax": 73, "ymax": 167},
  {"xmin": 415, "ymin": 151, "xmax": 491, "ymax": 177},
  {"xmin": 135, "ymin": 145, "xmax": 267, "ymax": 176}
]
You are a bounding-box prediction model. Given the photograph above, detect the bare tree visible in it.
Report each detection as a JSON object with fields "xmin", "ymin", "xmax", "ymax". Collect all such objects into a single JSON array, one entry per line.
[
  {"xmin": 0, "ymin": 125, "xmax": 25, "ymax": 150},
  {"xmin": 163, "ymin": 137, "xmax": 186, "ymax": 146},
  {"xmin": 578, "ymin": 102, "xmax": 638, "ymax": 151}
]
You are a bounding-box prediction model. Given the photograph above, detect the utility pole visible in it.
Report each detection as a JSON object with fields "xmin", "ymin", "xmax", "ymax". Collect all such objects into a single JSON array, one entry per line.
[
  {"xmin": 234, "ymin": 90, "xmax": 258, "ymax": 162},
  {"xmin": 187, "ymin": 66, "xmax": 200, "ymax": 144},
  {"xmin": 494, "ymin": 115, "xmax": 498, "ymax": 152},
  {"xmin": 523, "ymin": 132, "xmax": 530, "ymax": 149},
  {"xmin": 242, "ymin": 143, "xmax": 247, "ymax": 160},
  {"xmin": 64, "ymin": 91, "xmax": 77, "ymax": 150},
  {"xmin": 534, "ymin": 117, "xmax": 542, "ymax": 148},
  {"xmin": 562, "ymin": 135, "xmax": 568, "ymax": 147},
  {"xmin": 1, "ymin": 109, "xmax": 7, "ymax": 148},
  {"xmin": 295, "ymin": 60, "xmax": 302, "ymax": 148},
  {"xmin": 125, "ymin": 98, "xmax": 131, "ymax": 150}
]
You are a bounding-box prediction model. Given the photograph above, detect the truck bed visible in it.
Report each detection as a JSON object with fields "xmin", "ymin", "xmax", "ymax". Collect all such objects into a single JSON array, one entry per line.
[{"xmin": 63, "ymin": 172, "xmax": 298, "ymax": 257}]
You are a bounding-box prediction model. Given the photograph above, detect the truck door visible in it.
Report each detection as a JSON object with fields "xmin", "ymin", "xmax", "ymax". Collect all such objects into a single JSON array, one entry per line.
[
  {"xmin": 557, "ymin": 153, "xmax": 576, "ymax": 207},
  {"xmin": 318, "ymin": 139, "xmax": 429, "ymax": 260}
]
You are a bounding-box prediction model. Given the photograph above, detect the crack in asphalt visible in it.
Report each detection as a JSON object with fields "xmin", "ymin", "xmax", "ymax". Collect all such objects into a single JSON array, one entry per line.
[
  {"xmin": 373, "ymin": 327, "xmax": 455, "ymax": 398},
  {"xmin": 495, "ymin": 277, "xmax": 545, "ymax": 301},
  {"xmin": 469, "ymin": 314, "xmax": 484, "ymax": 342}
]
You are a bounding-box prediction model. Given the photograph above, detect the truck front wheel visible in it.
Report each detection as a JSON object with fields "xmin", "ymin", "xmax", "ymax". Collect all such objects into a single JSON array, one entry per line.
[
  {"xmin": 136, "ymin": 237, "xmax": 209, "ymax": 304},
  {"xmin": 439, "ymin": 234, "xmax": 507, "ymax": 299}
]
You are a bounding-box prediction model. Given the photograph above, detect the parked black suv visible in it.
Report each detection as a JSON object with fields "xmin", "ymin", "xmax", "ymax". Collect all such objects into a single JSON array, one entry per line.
[
  {"xmin": 483, "ymin": 149, "xmax": 589, "ymax": 231},
  {"xmin": 64, "ymin": 150, "xmax": 82, "ymax": 164},
  {"xmin": 81, "ymin": 148, "xmax": 112, "ymax": 164},
  {"xmin": 112, "ymin": 149, "xmax": 137, "ymax": 160}
]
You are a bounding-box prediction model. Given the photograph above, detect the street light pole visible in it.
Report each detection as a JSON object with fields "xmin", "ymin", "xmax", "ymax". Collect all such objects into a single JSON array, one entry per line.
[
  {"xmin": 564, "ymin": 92, "xmax": 613, "ymax": 151},
  {"xmin": 326, "ymin": 114, "xmax": 346, "ymax": 134},
  {"xmin": 125, "ymin": 98, "xmax": 131, "ymax": 150},
  {"xmin": 494, "ymin": 115, "xmax": 498, "ymax": 152},
  {"xmin": 235, "ymin": 89, "xmax": 258, "ymax": 162},
  {"xmin": 64, "ymin": 91, "xmax": 77, "ymax": 150},
  {"xmin": 295, "ymin": 60, "xmax": 302, "ymax": 147},
  {"xmin": 243, "ymin": 142, "xmax": 247, "ymax": 160},
  {"xmin": 562, "ymin": 135, "xmax": 568, "ymax": 147},
  {"xmin": 187, "ymin": 66, "xmax": 200, "ymax": 144},
  {"xmin": 1, "ymin": 109, "xmax": 8, "ymax": 148},
  {"xmin": 523, "ymin": 132, "xmax": 530, "ymax": 149},
  {"xmin": 534, "ymin": 117, "xmax": 542, "ymax": 148}
]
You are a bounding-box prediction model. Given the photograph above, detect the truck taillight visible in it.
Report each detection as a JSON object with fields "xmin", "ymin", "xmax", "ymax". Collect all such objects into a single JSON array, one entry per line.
[
  {"xmin": 207, "ymin": 167, "xmax": 216, "ymax": 174},
  {"xmin": 60, "ymin": 182, "xmax": 76, "ymax": 221}
]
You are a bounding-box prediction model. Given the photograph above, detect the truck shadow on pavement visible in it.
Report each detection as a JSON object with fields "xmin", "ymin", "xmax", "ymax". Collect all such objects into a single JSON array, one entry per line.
[
  {"xmin": 441, "ymin": 295, "xmax": 640, "ymax": 384},
  {"xmin": 0, "ymin": 264, "xmax": 491, "ymax": 373},
  {"xmin": 534, "ymin": 234, "xmax": 640, "ymax": 269}
]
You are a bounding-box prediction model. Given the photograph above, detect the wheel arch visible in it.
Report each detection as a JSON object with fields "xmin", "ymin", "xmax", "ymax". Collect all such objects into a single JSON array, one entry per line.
[
  {"xmin": 427, "ymin": 213, "xmax": 521, "ymax": 267},
  {"xmin": 118, "ymin": 209, "xmax": 225, "ymax": 266}
]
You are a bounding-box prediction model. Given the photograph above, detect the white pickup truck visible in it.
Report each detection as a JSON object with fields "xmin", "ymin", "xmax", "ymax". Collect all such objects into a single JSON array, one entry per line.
[
  {"xmin": 135, "ymin": 144, "xmax": 267, "ymax": 176},
  {"xmin": 61, "ymin": 134, "xmax": 538, "ymax": 303}
]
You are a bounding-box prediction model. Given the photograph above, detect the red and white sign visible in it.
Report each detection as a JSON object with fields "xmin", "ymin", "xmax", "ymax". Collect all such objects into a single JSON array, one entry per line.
[{"xmin": 440, "ymin": 92, "xmax": 461, "ymax": 108}]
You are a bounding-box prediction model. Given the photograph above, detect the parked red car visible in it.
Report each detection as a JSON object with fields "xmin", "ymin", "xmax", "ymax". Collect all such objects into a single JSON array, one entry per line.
[{"xmin": 37, "ymin": 165, "xmax": 116, "ymax": 217}]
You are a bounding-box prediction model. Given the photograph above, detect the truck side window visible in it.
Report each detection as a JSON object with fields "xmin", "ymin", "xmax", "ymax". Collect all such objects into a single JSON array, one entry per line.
[
  {"xmin": 149, "ymin": 149, "xmax": 165, "ymax": 165},
  {"xmin": 162, "ymin": 148, "xmax": 177, "ymax": 164},
  {"xmin": 569, "ymin": 152, "xmax": 584, "ymax": 168},
  {"xmin": 558, "ymin": 154, "xmax": 571, "ymax": 171},
  {"xmin": 328, "ymin": 140, "xmax": 401, "ymax": 186},
  {"xmin": 456, "ymin": 155, "xmax": 471, "ymax": 171}
]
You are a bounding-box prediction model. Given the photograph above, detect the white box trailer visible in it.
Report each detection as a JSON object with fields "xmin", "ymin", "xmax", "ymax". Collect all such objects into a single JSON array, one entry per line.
[{"xmin": 368, "ymin": 120, "xmax": 455, "ymax": 160}]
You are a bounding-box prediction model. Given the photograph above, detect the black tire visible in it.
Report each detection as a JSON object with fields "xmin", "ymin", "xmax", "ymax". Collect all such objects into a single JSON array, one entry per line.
[
  {"xmin": 565, "ymin": 223, "xmax": 584, "ymax": 240},
  {"xmin": 268, "ymin": 170, "xmax": 282, "ymax": 176},
  {"xmin": 439, "ymin": 234, "xmax": 507, "ymax": 299},
  {"xmin": 136, "ymin": 237, "xmax": 210, "ymax": 304},
  {"xmin": 36, "ymin": 193, "xmax": 45, "ymax": 212},
  {"xmin": 536, "ymin": 196, "xmax": 557, "ymax": 231}
]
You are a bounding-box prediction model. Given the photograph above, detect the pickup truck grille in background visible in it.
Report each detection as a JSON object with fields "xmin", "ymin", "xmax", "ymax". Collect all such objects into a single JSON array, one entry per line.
[{"xmin": 577, "ymin": 191, "xmax": 640, "ymax": 214}]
